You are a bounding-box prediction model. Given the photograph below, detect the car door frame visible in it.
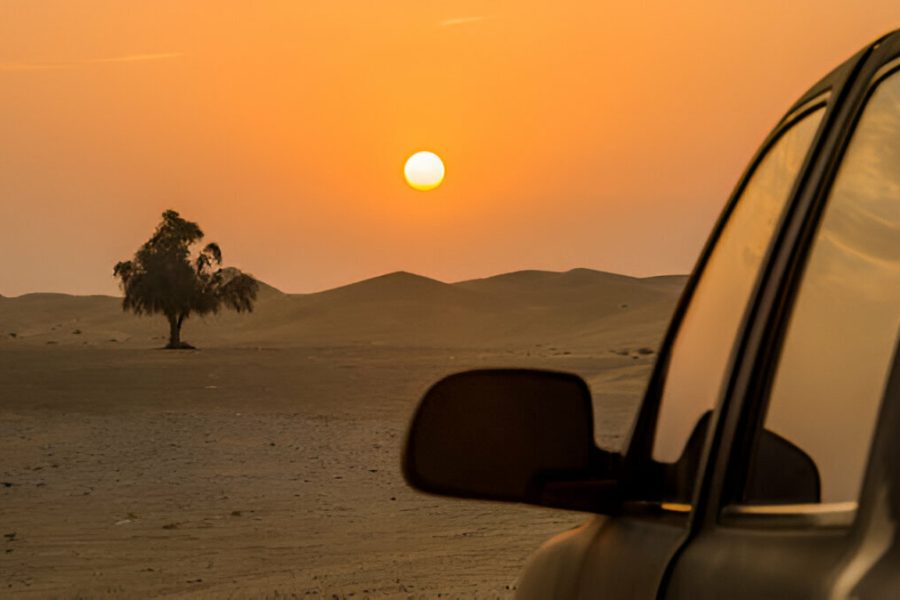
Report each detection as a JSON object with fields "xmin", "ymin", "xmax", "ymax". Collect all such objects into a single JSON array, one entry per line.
[{"xmin": 659, "ymin": 30, "xmax": 900, "ymax": 600}]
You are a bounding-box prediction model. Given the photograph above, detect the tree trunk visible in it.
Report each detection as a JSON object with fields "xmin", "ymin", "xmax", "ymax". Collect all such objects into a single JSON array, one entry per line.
[
  {"xmin": 166, "ymin": 314, "xmax": 182, "ymax": 349},
  {"xmin": 164, "ymin": 313, "xmax": 194, "ymax": 349}
]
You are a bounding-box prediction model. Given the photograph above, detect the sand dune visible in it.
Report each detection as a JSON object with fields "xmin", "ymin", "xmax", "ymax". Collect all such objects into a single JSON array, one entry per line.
[
  {"xmin": 0, "ymin": 268, "xmax": 686, "ymax": 350},
  {"xmin": 0, "ymin": 268, "xmax": 685, "ymax": 597}
]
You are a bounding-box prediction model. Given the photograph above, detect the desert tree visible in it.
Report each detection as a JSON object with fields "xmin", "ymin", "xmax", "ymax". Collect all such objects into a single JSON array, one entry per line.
[{"xmin": 113, "ymin": 210, "xmax": 259, "ymax": 349}]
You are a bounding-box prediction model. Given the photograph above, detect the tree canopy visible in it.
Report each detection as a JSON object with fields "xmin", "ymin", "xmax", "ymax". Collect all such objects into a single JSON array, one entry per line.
[{"xmin": 113, "ymin": 210, "xmax": 259, "ymax": 348}]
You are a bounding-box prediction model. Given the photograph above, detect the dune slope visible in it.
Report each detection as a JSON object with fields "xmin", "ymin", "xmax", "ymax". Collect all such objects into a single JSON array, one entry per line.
[{"xmin": 0, "ymin": 269, "xmax": 686, "ymax": 350}]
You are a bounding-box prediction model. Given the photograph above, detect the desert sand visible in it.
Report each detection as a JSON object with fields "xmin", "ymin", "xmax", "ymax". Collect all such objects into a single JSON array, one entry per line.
[{"xmin": 0, "ymin": 269, "xmax": 684, "ymax": 598}]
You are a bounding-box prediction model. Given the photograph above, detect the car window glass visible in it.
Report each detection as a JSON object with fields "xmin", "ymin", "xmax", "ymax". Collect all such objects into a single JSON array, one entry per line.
[
  {"xmin": 650, "ymin": 108, "xmax": 825, "ymax": 499},
  {"xmin": 744, "ymin": 70, "xmax": 900, "ymax": 506}
]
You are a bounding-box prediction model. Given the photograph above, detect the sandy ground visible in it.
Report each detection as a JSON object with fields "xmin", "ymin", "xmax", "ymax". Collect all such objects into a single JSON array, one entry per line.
[{"xmin": 0, "ymin": 345, "xmax": 653, "ymax": 599}]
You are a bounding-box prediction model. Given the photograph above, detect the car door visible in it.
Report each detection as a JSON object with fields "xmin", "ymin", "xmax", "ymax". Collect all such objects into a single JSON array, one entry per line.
[
  {"xmin": 516, "ymin": 39, "xmax": 867, "ymax": 600},
  {"xmin": 662, "ymin": 31, "xmax": 900, "ymax": 599}
]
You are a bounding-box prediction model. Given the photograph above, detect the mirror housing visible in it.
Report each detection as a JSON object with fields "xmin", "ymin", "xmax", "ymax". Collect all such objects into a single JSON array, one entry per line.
[{"xmin": 403, "ymin": 369, "xmax": 621, "ymax": 512}]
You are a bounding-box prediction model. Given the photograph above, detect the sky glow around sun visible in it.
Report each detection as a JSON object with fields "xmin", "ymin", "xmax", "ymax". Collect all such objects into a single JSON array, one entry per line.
[{"xmin": 2, "ymin": 2, "xmax": 898, "ymax": 295}]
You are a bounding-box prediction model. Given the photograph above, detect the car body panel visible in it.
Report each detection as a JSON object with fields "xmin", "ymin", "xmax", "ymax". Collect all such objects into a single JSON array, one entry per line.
[{"xmin": 516, "ymin": 516, "xmax": 684, "ymax": 599}]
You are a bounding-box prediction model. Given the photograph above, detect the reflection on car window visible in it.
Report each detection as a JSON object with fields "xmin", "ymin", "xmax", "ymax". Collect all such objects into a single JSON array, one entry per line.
[
  {"xmin": 745, "ymin": 71, "xmax": 900, "ymax": 506},
  {"xmin": 651, "ymin": 107, "xmax": 826, "ymax": 494}
]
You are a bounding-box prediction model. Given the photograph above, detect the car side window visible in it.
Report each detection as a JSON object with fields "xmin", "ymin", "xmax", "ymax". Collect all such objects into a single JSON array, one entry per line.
[
  {"xmin": 742, "ymin": 69, "xmax": 900, "ymax": 508},
  {"xmin": 651, "ymin": 106, "xmax": 826, "ymax": 504}
]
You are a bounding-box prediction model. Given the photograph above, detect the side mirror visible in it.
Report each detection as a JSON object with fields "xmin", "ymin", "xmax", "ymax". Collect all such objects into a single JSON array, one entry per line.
[{"xmin": 403, "ymin": 369, "xmax": 620, "ymax": 512}]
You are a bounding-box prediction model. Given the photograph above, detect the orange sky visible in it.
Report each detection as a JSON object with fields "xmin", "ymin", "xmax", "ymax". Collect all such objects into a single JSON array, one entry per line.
[{"xmin": 2, "ymin": 2, "xmax": 899, "ymax": 295}]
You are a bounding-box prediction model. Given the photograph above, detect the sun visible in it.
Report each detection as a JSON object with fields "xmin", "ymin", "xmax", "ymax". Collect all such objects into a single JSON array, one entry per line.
[{"xmin": 404, "ymin": 151, "xmax": 445, "ymax": 191}]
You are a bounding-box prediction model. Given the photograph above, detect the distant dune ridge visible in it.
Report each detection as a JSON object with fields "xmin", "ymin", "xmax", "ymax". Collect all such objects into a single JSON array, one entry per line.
[{"xmin": 0, "ymin": 269, "xmax": 686, "ymax": 350}]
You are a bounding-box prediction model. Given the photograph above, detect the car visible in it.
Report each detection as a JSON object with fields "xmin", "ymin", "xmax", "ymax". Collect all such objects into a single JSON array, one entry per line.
[{"xmin": 401, "ymin": 28, "xmax": 900, "ymax": 599}]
